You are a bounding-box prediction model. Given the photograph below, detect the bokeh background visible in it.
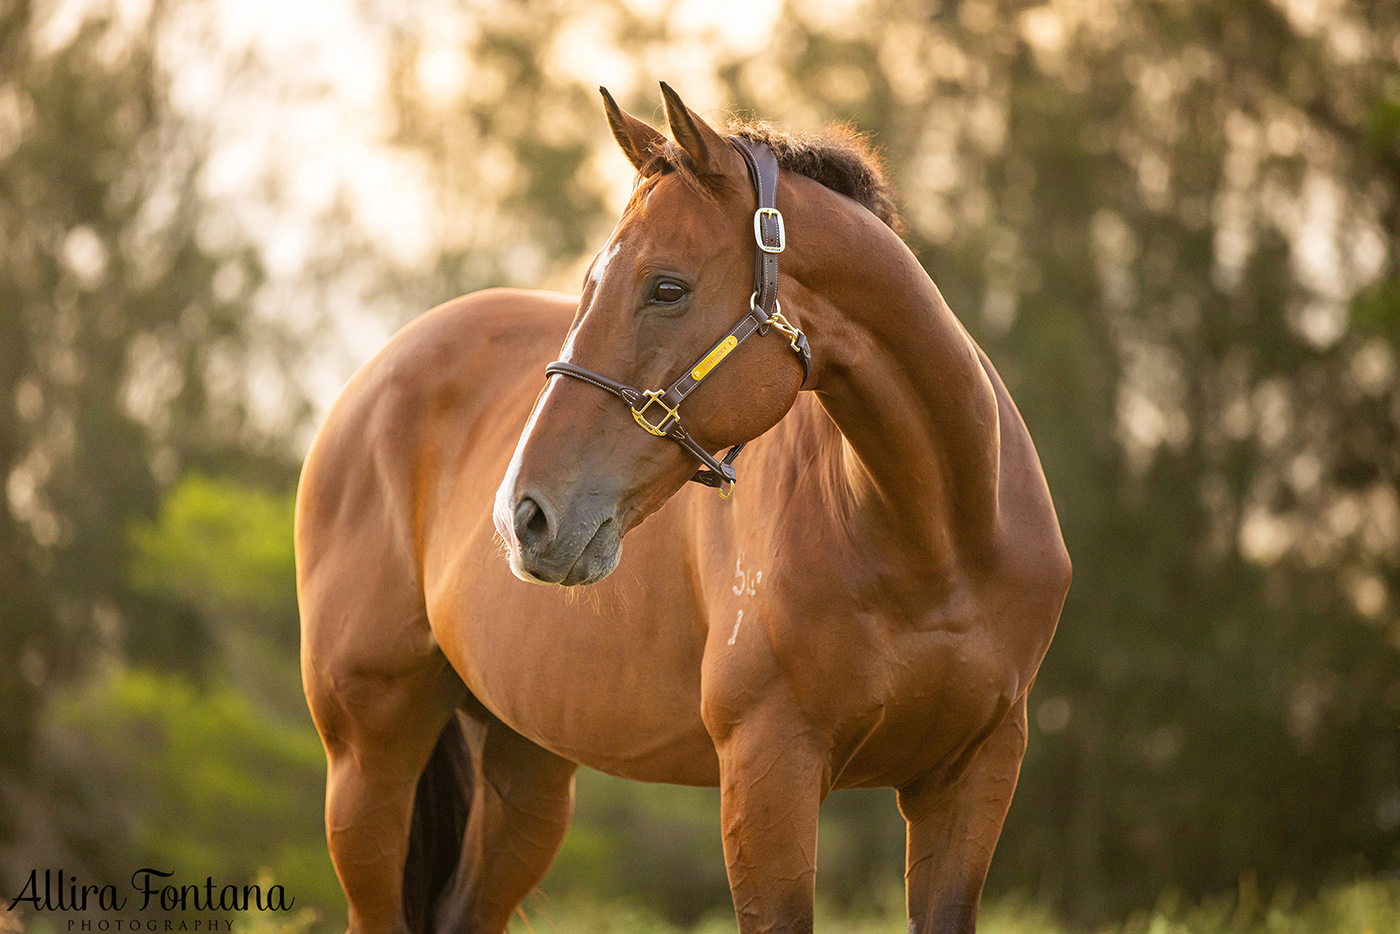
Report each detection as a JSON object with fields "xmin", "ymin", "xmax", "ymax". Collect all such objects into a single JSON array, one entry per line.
[{"xmin": 3, "ymin": 0, "xmax": 1400, "ymax": 931}]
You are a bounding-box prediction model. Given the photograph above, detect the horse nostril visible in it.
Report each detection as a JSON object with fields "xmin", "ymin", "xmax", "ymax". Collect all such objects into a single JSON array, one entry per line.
[{"xmin": 514, "ymin": 495, "xmax": 552, "ymax": 553}]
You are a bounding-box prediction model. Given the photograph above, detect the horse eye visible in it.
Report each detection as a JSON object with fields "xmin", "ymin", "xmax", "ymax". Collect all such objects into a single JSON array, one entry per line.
[{"xmin": 650, "ymin": 280, "xmax": 686, "ymax": 304}]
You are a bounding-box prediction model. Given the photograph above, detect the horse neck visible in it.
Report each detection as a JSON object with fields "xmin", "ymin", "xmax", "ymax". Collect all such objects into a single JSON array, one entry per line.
[{"xmin": 785, "ymin": 183, "xmax": 1001, "ymax": 565}]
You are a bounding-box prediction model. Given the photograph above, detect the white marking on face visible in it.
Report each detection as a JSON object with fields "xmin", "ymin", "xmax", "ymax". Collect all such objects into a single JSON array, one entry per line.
[
  {"xmin": 728, "ymin": 609, "xmax": 743, "ymax": 646},
  {"xmin": 590, "ymin": 240, "xmax": 621, "ymax": 288},
  {"xmin": 558, "ymin": 314, "xmax": 582, "ymax": 363},
  {"xmin": 493, "ymin": 234, "xmax": 623, "ymax": 583},
  {"xmin": 492, "ymin": 312, "xmax": 587, "ymax": 585},
  {"xmin": 493, "ymin": 377, "xmax": 560, "ymax": 584}
]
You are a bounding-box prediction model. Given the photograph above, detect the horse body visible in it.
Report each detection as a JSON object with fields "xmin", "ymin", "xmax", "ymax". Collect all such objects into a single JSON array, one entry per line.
[{"xmin": 298, "ymin": 86, "xmax": 1069, "ymax": 934}]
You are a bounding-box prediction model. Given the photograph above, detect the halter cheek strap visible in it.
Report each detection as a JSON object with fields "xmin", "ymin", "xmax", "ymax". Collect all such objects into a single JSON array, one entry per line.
[{"xmin": 544, "ymin": 137, "xmax": 811, "ymax": 499}]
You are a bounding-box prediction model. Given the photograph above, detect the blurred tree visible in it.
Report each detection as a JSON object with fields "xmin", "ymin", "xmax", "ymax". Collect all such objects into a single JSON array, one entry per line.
[
  {"xmin": 0, "ymin": 0, "xmax": 302, "ymax": 888},
  {"xmin": 30, "ymin": 474, "xmax": 331, "ymax": 915},
  {"xmin": 382, "ymin": 1, "xmax": 618, "ymax": 302},
  {"xmin": 45, "ymin": 670, "xmax": 340, "ymax": 916},
  {"xmin": 128, "ymin": 473, "xmax": 301, "ymax": 712},
  {"xmin": 129, "ymin": 475, "xmax": 296, "ymax": 622}
]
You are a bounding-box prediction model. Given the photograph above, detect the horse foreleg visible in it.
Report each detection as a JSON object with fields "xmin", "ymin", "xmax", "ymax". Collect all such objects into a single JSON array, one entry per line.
[
  {"xmin": 710, "ymin": 703, "xmax": 827, "ymax": 934},
  {"xmin": 897, "ymin": 697, "xmax": 1029, "ymax": 934},
  {"xmin": 432, "ymin": 711, "xmax": 578, "ymax": 934},
  {"xmin": 308, "ymin": 658, "xmax": 463, "ymax": 934}
]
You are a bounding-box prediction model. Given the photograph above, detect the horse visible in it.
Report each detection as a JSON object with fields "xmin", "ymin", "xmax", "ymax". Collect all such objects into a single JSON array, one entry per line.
[{"xmin": 296, "ymin": 82, "xmax": 1070, "ymax": 934}]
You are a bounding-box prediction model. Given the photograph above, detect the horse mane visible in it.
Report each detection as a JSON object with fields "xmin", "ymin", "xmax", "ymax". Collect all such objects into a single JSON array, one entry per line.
[{"xmin": 641, "ymin": 118, "xmax": 904, "ymax": 238}]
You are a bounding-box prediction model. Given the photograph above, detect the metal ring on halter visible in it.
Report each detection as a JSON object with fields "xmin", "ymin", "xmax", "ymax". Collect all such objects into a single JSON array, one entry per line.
[{"xmin": 750, "ymin": 292, "xmax": 780, "ymax": 318}]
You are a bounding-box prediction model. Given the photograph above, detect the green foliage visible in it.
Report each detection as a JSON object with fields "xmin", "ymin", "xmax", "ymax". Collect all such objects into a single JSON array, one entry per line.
[
  {"xmin": 5, "ymin": 471, "xmax": 323, "ymax": 923},
  {"xmin": 1368, "ymin": 94, "xmax": 1400, "ymax": 156},
  {"xmin": 544, "ymin": 771, "xmax": 728, "ymax": 920},
  {"xmin": 1354, "ymin": 279, "xmax": 1400, "ymax": 337},
  {"xmin": 129, "ymin": 474, "xmax": 296, "ymax": 619},
  {"xmin": 231, "ymin": 897, "xmax": 324, "ymax": 934},
  {"xmin": 547, "ymin": 775, "xmax": 905, "ymax": 921},
  {"xmin": 125, "ymin": 472, "xmax": 303, "ymax": 715},
  {"xmin": 47, "ymin": 669, "xmax": 343, "ymax": 920}
]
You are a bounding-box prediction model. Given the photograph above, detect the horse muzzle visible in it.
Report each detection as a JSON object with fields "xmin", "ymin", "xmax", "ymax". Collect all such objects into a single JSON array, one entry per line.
[{"xmin": 505, "ymin": 491, "xmax": 622, "ymax": 586}]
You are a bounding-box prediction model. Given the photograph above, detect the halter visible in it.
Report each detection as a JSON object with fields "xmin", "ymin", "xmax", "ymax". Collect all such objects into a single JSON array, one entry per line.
[{"xmin": 545, "ymin": 137, "xmax": 811, "ymax": 499}]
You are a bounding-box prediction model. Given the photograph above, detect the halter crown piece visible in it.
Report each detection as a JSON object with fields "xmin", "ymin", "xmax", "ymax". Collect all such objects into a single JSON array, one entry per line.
[{"xmin": 545, "ymin": 137, "xmax": 811, "ymax": 499}]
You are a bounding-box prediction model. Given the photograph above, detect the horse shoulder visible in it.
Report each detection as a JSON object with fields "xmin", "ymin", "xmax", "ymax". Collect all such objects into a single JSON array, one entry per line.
[{"xmin": 296, "ymin": 289, "xmax": 575, "ymax": 672}]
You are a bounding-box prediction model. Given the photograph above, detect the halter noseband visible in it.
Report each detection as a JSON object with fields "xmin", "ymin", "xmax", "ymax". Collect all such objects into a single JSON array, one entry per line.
[{"xmin": 544, "ymin": 137, "xmax": 811, "ymax": 499}]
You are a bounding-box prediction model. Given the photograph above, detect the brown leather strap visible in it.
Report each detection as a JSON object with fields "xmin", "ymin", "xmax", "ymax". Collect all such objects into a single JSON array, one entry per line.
[
  {"xmin": 731, "ymin": 137, "xmax": 783, "ymax": 323},
  {"xmin": 543, "ymin": 360, "xmax": 742, "ymax": 489},
  {"xmin": 658, "ymin": 302, "xmax": 767, "ymax": 410}
]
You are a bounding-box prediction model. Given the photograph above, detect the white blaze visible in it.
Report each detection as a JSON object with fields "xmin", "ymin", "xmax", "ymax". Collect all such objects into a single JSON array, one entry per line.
[
  {"xmin": 590, "ymin": 240, "xmax": 621, "ymax": 287},
  {"xmin": 493, "ymin": 237, "xmax": 619, "ymax": 582}
]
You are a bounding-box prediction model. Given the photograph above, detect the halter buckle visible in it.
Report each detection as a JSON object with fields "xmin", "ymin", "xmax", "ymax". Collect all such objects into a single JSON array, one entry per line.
[
  {"xmin": 753, "ymin": 207, "xmax": 785, "ymax": 254},
  {"xmin": 631, "ymin": 390, "xmax": 680, "ymax": 436}
]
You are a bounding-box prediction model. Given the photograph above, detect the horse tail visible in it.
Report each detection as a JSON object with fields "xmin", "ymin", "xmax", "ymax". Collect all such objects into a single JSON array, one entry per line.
[{"xmin": 402, "ymin": 713, "xmax": 473, "ymax": 934}]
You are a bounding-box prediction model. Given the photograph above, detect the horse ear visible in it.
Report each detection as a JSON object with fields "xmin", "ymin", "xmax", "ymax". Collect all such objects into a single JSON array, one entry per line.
[
  {"xmin": 659, "ymin": 82, "xmax": 743, "ymax": 178},
  {"xmin": 601, "ymin": 86, "xmax": 663, "ymax": 175}
]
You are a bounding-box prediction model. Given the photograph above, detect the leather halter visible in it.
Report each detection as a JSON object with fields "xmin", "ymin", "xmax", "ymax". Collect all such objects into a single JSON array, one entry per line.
[{"xmin": 545, "ymin": 137, "xmax": 811, "ymax": 499}]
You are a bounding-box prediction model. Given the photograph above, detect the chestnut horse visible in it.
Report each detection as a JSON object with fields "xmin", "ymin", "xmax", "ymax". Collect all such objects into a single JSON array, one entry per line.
[{"xmin": 297, "ymin": 84, "xmax": 1070, "ymax": 934}]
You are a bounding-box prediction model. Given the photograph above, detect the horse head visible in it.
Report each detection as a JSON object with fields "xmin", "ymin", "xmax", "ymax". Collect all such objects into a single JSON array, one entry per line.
[{"xmin": 493, "ymin": 84, "xmax": 807, "ymax": 585}]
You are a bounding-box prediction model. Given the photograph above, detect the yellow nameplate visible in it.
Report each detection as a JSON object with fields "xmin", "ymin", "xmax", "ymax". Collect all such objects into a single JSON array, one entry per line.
[{"xmin": 691, "ymin": 336, "xmax": 739, "ymax": 382}]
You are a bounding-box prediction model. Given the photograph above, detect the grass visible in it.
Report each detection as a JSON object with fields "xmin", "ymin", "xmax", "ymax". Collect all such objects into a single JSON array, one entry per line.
[{"xmin": 504, "ymin": 880, "xmax": 1400, "ymax": 934}]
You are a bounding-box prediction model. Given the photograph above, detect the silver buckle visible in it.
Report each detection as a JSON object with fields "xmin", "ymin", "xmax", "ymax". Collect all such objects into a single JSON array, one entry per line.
[{"xmin": 753, "ymin": 207, "xmax": 785, "ymax": 254}]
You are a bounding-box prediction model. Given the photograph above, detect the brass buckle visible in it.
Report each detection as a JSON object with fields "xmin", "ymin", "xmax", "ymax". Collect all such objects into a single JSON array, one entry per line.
[
  {"xmin": 631, "ymin": 390, "xmax": 680, "ymax": 436},
  {"xmin": 753, "ymin": 207, "xmax": 785, "ymax": 253}
]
